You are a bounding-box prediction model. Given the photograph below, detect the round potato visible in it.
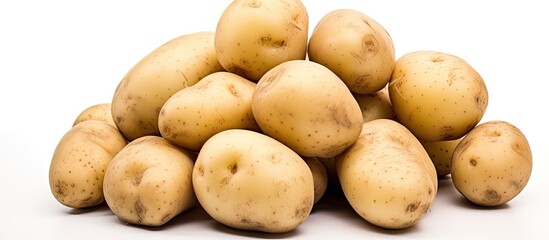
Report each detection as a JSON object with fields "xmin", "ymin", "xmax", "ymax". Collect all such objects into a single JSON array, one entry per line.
[
  {"xmin": 354, "ymin": 86, "xmax": 394, "ymax": 122},
  {"xmin": 111, "ymin": 32, "xmax": 224, "ymax": 141},
  {"xmin": 303, "ymin": 157, "xmax": 328, "ymax": 204},
  {"xmin": 252, "ymin": 60, "xmax": 363, "ymax": 158},
  {"xmin": 73, "ymin": 103, "xmax": 116, "ymax": 129},
  {"xmin": 421, "ymin": 138, "xmax": 462, "ymax": 177},
  {"xmin": 158, "ymin": 71, "xmax": 259, "ymax": 151},
  {"xmin": 49, "ymin": 120, "xmax": 127, "ymax": 208},
  {"xmin": 308, "ymin": 9, "xmax": 395, "ymax": 94},
  {"xmin": 389, "ymin": 50, "xmax": 488, "ymax": 141},
  {"xmin": 215, "ymin": 0, "xmax": 308, "ymax": 81},
  {"xmin": 103, "ymin": 136, "xmax": 196, "ymax": 226},
  {"xmin": 451, "ymin": 121, "xmax": 532, "ymax": 207},
  {"xmin": 336, "ymin": 119, "xmax": 437, "ymax": 229},
  {"xmin": 192, "ymin": 129, "xmax": 314, "ymax": 233}
]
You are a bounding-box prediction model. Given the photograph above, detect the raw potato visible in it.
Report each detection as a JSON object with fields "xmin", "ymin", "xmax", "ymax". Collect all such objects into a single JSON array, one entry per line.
[
  {"xmin": 192, "ymin": 129, "xmax": 314, "ymax": 233},
  {"xmin": 389, "ymin": 50, "xmax": 488, "ymax": 141},
  {"xmin": 215, "ymin": 0, "xmax": 308, "ymax": 81},
  {"xmin": 73, "ymin": 103, "xmax": 117, "ymax": 129},
  {"xmin": 49, "ymin": 120, "xmax": 127, "ymax": 208},
  {"xmin": 304, "ymin": 157, "xmax": 328, "ymax": 204},
  {"xmin": 421, "ymin": 138, "xmax": 462, "ymax": 177},
  {"xmin": 336, "ymin": 119, "xmax": 437, "ymax": 229},
  {"xmin": 103, "ymin": 136, "xmax": 196, "ymax": 226},
  {"xmin": 354, "ymin": 86, "xmax": 394, "ymax": 122},
  {"xmin": 451, "ymin": 121, "xmax": 532, "ymax": 207},
  {"xmin": 252, "ymin": 60, "xmax": 363, "ymax": 158},
  {"xmin": 111, "ymin": 32, "xmax": 224, "ymax": 141},
  {"xmin": 158, "ymin": 72, "xmax": 259, "ymax": 151},
  {"xmin": 308, "ymin": 9, "xmax": 395, "ymax": 94}
]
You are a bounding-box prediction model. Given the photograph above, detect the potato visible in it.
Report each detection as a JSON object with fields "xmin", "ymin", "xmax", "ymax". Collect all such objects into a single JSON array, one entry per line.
[
  {"xmin": 158, "ymin": 72, "xmax": 259, "ymax": 151},
  {"xmin": 354, "ymin": 86, "xmax": 394, "ymax": 122},
  {"xmin": 421, "ymin": 138, "xmax": 462, "ymax": 177},
  {"xmin": 252, "ymin": 60, "xmax": 363, "ymax": 158},
  {"xmin": 308, "ymin": 9, "xmax": 395, "ymax": 94},
  {"xmin": 389, "ymin": 50, "xmax": 488, "ymax": 141},
  {"xmin": 451, "ymin": 121, "xmax": 532, "ymax": 207},
  {"xmin": 215, "ymin": 0, "xmax": 308, "ymax": 81},
  {"xmin": 49, "ymin": 120, "xmax": 127, "ymax": 208},
  {"xmin": 336, "ymin": 119, "xmax": 437, "ymax": 229},
  {"xmin": 73, "ymin": 103, "xmax": 116, "ymax": 129},
  {"xmin": 111, "ymin": 32, "xmax": 224, "ymax": 141},
  {"xmin": 304, "ymin": 157, "xmax": 328, "ymax": 204},
  {"xmin": 192, "ymin": 129, "xmax": 314, "ymax": 233},
  {"xmin": 103, "ymin": 136, "xmax": 196, "ymax": 226}
]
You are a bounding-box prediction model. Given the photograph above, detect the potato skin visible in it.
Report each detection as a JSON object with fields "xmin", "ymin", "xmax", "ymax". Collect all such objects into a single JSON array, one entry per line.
[
  {"xmin": 389, "ymin": 50, "xmax": 488, "ymax": 141},
  {"xmin": 158, "ymin": 72, "xmax": 259, "ymax": 151},
  {"xmin": 215, "ymin": 0, "xmax": 308, "ymax": 81},
  {"xmin": 308, "ymin": 9, "xmax": 395, "ymax": 94},
  {"xmin": 73, "ymin": 103, "xmax": 117, "ymax": 129},
  {"xmin": 421, "ymin": 138, "xmax": 462, "ymax": 177},
  {"xmin": 303, "ymin": 157, "xmax": 328, "ymax": 204},
  {"xmin": 354, "ymin": 86, "xmax": 394, "ymax": 122},
  {"xmin": 451, "ymin": 121, "xmax": 532, "ymax": 207},
  {"xmin": 192, "ymin": 129, "xmax": 314, "ymax": 233},
  {"xmin": 49, "ymin": 120, "xmax": 127, "ymax": 208},
  {"xmin": 336, "ymin": 119, "xmax": 437, "ymax": 229},
  {"xmin": 111, "ymin": 32, "xmax": 223, "ymax": 141},
  {"xmin": 103, "ymin": 136, "xmax": 196, "ymax": 227},
  {"xmin": 252, "ymin": 60, "xmax": 363, "ymax": 158}
]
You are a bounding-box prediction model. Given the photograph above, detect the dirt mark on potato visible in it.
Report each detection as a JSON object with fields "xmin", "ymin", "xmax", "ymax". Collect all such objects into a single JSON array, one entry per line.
[{"xmin": 483, "ymin": 189, "xmax": 502, "ymax": 205}]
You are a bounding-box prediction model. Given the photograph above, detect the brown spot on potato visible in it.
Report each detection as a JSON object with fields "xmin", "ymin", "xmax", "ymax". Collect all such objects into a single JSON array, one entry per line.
[
  {"xmin": 362, "ymin": 34, "xmax": 379, "ymax": 57},
  {"xmin": 53, "ymin": 180, "xmax": 68, "ymax": 198},
  {"xmin": 256, "ymin": 67, "xmax": 285, "ymax": 94},
  {"xmin": 511, "ymin": 142, "xmax": 525, "ymax": 156},
  {"xmin": 328, "ymin": 105, "xmax": 353, "ymax": 127},
  {"xmin": 227, "ymin": 84, "xmax": 240, "ymax": 97},
  {"xmin": 483, "ymin": 189, "xmax": 502, "ymax": 205},
  {"xmin": 485, "ymin": 130, "xmax": 501, "ymax": 137},
  {"xmin": 229, "ymin": 162, "xmax": 238, "ymax": 174},
  {"xmin": 260, "ymin": 35, "xmax": 287, "ymax": 48},
  {"xmin": 406, "ymin": 201, "xmax": 420, "ymax": 213},
  {"xmin": 197, "ymin": 164, "xmax": 204, "ymax": 177},
  {"xmin": 469, "ymin": 158, "xmax": 477, "ymax": 166},
  {"xmin": 134, "ymin": 198, "xmax": 146, "ymax": 223},
  {"xmin": 474, "ymin": 93, "xmax": 487, "ymax": 111}
]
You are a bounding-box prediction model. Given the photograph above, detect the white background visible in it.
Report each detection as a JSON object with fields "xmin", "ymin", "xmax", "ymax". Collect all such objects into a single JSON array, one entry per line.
[{"xmin": 1, "ymin": 0, "xmax": 547, "ymax": 239}]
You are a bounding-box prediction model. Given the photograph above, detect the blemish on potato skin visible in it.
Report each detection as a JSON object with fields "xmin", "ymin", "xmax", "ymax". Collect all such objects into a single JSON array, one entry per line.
[
  {"xmin": 134, "ymin": 198, "xmax": 146, "ymax": 223},
  {"xmin": 483, "ymin": 189, "xmax": 502, "ymax": 205}
]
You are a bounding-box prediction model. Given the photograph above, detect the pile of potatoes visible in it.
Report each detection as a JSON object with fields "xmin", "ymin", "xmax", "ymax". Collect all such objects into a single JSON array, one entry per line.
[{"xmin": 49, "ymin": 0, "xmax": 533, "ymax": 234}]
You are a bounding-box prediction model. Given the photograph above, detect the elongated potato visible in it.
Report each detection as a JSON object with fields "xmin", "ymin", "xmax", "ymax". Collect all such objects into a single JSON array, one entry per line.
[
  {"xmin": 336, "ymin": 119, "xmax": 437, "ymax": 229},
  {"xmin": 49, "ymin": 120, "xmax": 127, "ymax": 208},
  {"xmin": 111, "ymin": 32, "xmax": 224, "ymax": 141}
]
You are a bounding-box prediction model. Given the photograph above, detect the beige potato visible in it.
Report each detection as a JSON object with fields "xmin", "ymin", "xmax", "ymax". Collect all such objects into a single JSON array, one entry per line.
[
  {"xmin": 336, "ymin": 119, "xmax": 437, "ymax": 229},
  {"xmin": 451, "ymin": 121, "xmax": 532, "ymax": 207},
  {"xmin": 103, "ymin": 136, "xmax": 196, "ymax": 226},
  {"xmin": 215, "ymin": 0, "xmax": 308, "ymax": 81},
  {"xmin": 252, "ymin": 60, "xmax": 363, "ymax": 158},
  {"xmin": 73, "ymin": 103, "xmax": 117, "ymax": 129},
  {"xmin": 49, "ymin": 120, "xmax": 127, "ymax": 208},
  {"xmin": 354, "ymin": 86, "xmax": 394, "ymax": 122},
  {"xmin": 421, "ymin": 138, "xmax": 462, "ymax": 177},
  {"xmin": 304, "ymin": 157, "xmax": 328, "ymax": 204},
  {"xmin": 111, "ymin": 32, "xmax": 224, "ymax": 141},
  {"xmin": 389, "ymin": 50, "xmax": 488, "ymax": 141},
  {"xmin": 158, "ymin": 72, "xmax": 259, "ymax": 151},
  {"xmin": 193, "ymin": 129, "xmax": 314, "ymax": 233},
  {"xmin": 308, "ymin": 9, "xmax": 395, "ymax": 94}
]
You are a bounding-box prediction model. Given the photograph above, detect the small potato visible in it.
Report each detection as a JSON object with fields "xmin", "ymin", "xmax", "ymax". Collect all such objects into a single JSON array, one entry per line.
[
  {"xmin": 354, "ymin": 86, "xmax": 394, "ymax": 122},
  {"xmin": 103, "ymin": 136, "xmax": 196, "ymax": 226},
  {"xmin": 303, "ymin": 157, "xmax": 328, "ymax": 204},
  {"xmin": 73, "ymin": 103, "xmax": 116, "ymax": 129},
  {"xmin": 252, "ymin": 60, "xmax": 363, "ymax": 158},
  {"xmin": 111, "ymin": 32, "xmax": 224, "ymax": 141},
  {"xmin": 158, "ymin": 72, "xmax": 259, "ymax": 151},
  {"xmin": 451, "ymin": 121, "xmax": 532, "ymax": 207},
  {"xmin": 49, "ymin": 120, "xmax": 127, "ymax": 208},
  {"xmin": 215, "ymin": 0, "xmax": 308, "ymax": 81},
  {"xmin": 389, "ymin": 50, "xmax": 488, "ymax": 141},
  {"xmin": 421, "ymin": 138, "xmax": 462, "ymax": 177},
  {"xmin": 308, "ymin": 9, "xmax": 395, "ymax": 94},
  {"xmin": 193, "ymin": 129, "xmax": 314, "ymax": 233},
  {"xmin": 336, "ymin": 119, "xmax": 437, "ymax": 229}
]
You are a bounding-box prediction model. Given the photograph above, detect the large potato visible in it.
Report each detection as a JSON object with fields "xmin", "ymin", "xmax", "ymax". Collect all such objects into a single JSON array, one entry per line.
[
  {"xmin": 252, "ymin": 60, "xmax": 363, "ymax": 158},
  {"xmin": 49, "ymin": 120, "xmax": 127, "ymax": 208},
  {"xmin": 192, "ymin": 129, "xmax": 314, "ymax": 233},
  {"xmin": 389, "ymin": 50, "xmax": 488, "ymax": 141},
  {"xmin": 158, "ymin": 72, "xmax": 259, "ymax": 151},
  {"xmin": 215, "ymin": 0, "xmax": 308, "ymax": 81},
  {"xmin": 103, "ymin": 136, "xmax": 196, "ymax": 226},
  {"xmin": 73, "ymin": 103, "xmax": 116, "ymax": 129},
  {"xmin": 111, "ymin": 32, "xmax": 224, "ymax": 141},
  {"xmin": 336, "ymin": 119, "xmax": 437, "ymax": 229},
  {"xmin": 308, "ymin": 9, "xmax": 395, "ymax": 94},
  {"xmin": 451, "ymin": 121, "xmax": 532, "ymax": 207}
]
